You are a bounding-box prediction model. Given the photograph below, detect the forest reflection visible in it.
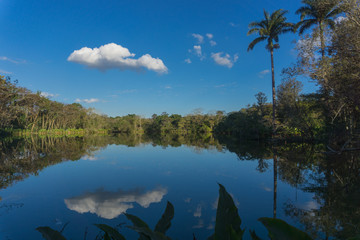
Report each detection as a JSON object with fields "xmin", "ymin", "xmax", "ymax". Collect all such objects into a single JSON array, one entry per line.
[{"xmin": 0, "ymin": 133, "xmax": 359, "ymax": 239}]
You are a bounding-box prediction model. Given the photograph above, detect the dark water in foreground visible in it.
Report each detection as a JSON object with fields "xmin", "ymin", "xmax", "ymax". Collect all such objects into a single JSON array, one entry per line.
[{"xmin": 0, "ymin": 135, "xmax": 359, "ymax": 239}]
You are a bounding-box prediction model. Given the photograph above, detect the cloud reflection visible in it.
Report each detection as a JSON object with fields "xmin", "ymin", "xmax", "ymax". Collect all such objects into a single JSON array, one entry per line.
[{"xmin": 64, "ymin": 187, "xmax": 167, "ymax": 219}]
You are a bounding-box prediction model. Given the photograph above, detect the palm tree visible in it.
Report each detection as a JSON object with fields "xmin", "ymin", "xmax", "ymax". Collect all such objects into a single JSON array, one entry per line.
[
  {"xmin": 296, "ymin": 0, "xmax": 343, "ymax": 58},
  {"xmin": 247, "ymin": 9, "xmax": 293, "ymax": 135}
]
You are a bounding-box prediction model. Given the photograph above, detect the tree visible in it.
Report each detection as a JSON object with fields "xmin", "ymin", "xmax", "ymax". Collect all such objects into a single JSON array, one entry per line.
[
  {"xmin": 247, "ymin": 9, "xmax": 294, "ymax": 135},
  {"xmin": 295, "ymin": 0, "xmax": 343, "ymax": 58},
  {"xmin": 255, "ymin": 92, "xmax": 268, "ymax": 117}
]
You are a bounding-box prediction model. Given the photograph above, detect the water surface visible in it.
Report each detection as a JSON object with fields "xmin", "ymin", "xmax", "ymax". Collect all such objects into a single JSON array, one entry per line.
[{"xmin": 0, "ymin": 135, "xmax": 359, "ymax": 239}]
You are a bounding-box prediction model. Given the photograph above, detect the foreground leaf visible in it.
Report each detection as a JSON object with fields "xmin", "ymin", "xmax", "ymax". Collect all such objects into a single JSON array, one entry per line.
[
  {"xmin": 212, "ymin": 183, "xmax": 245, "ymax": 240},
  {"xmin": 347, "ymin": 236, "xmax": 360, "ymax": 240},
  {"xmin": 125, "ymin": 213, "xmax": 151, "ymax": 240},
  {"xmin": 154, "ymin": 201, "xmax": 174, "ymax": 234},
  {"xmin": 129, "ymin": 226, "xmax": 171, "ymax": 240},
  {"xmin": 249, "ymin": 230, "xmax": 262, "ymax": 240},
  {"xmin": 94, "ymin": 224, "xmax": 126, "ymax": 240},
  {"xmin": 259, "ymin": 217, "xmax": 312, "ymax": 240},
  {"xmin": 36, "ymin": 227, "xmax": 67, "ymax": 240},
  {"xmin": 125, "ymin": 214, "xmax": 150, "ymax": 229}
]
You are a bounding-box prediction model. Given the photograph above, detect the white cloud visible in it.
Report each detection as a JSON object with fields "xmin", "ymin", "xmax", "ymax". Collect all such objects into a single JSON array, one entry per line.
[
  {"xmin": 81, "ymin": 155, "xmax": 98, "ymax": 161},
  {"xmin": 193, "ymin": 219, "xmax": 204, "ymax": 229},
  {"xmin": 258, "ymin": 69, "xmax": 270, "ymax": 78},
  {"xmin": 185, "ymin": 58, "xmax": 192, "ymax": 64},
  {"xmin": 194, "ymin": 204, "xmax": 202, "ymax": 217},
  {"xmin": 0, "ymin": 56, "xmax": 25, "ymax": 64},
  {"xmin": 40, "ymin": 92, "xmax": 59, "ymax": 98},
  {"xmin": 192, "ymin": 33, "xmax": 204, "ymax": 44},
  {"xmin": 335, "ymin": 16, "xmax": 346, "ymax": 24},
  {"xmin": 297, "ymin": 37, "xmax": 321, "ymax": 49},
  {"xmin": 302, "ymin": 201, "xmax": 320, "ymax": 211},
  {"xmin": 211, "ymin": 52, "xmax": 237, "ymax": 68},
  {"xmin": 229, "ymin": 22, "xmax": 238, "ymax": 27},
  {"xmin": 65, "ymin": 187, "xmax": 167, "ymax": 219},
  {"xmin": 206, "ymin": 33, "xmax": 213, "ymax": 39},
  {"xmin": 234, "ymin": 54, "xmax": 239, "ymax": 62},
  {"xmin": 67, "ymin": 43, "xmax": 168, "ymax": 74},
  {"xmin": 75, "ymin": 98, "xmax": 100, "ymax": 104},
  {"xmin": 193, "ymin": 45, "xmax": 204, "ymax": 59},
  {"xmin": 184, "ymin": 197, "xmax": 191, "ymax": 203},
  {"xmin": 210, "ymin": 40, "xmax": 217, "ymax": 46},
  {"xmin": 0, "ymin": 69, "xmax": 12, "ymax": 74}
]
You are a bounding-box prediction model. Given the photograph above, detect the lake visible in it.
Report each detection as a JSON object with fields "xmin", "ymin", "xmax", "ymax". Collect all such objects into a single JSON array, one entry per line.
[{"xmin": 0, "ymin": 135, "xmax": 359, "ymax": 239}]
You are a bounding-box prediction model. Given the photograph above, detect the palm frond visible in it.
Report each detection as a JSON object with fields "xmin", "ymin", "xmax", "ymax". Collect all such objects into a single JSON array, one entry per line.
[
  {"xmin": 247, "ymin": 28, "xmax": 259, "ymax": 36},
  {"xmin": 248, "ymin": 21, "xmax": 265, "ymax": 29},
  {"xmin": 298, "ymin": 19, "xmax": 317, "ymax": 34},
  {"xmin": 247, "ymin": 36, "xmax": 267, "ymax": 51},
  {"xmin": 247, "ymin": 8, "xmax": 292, "ymax": 52},
  {"xmin": 326, "ymin": 6, "xmax": 344, "ymax": 19},
  {"xmin": 324, "ymin": 18, "xmax": 336, "ymax": 30}
]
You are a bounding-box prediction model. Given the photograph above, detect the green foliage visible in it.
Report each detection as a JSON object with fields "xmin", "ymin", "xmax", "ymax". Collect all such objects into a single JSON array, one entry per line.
[
  {"xmin": 154, "ymin": 202, "xmax": 174, "ymax": 234},
  {"xmin": 209, "ymin": 184, "xmax": 245, "ymax": 240},
  {"xmin": 36, "ymin": 227, "xmax": 66, "ymax": 240},
  {"xmin": 249, "ymin": 230, "xmax": 262, "ymax": 240},
  {"xmin": 94, "ymin": 224, "xmax": 126, "ymax": 240},
  {"xmin": 258, "ymin": 217, "xmax": 312, "ymax": 240},
  {"xmin": 215, "ymin": 102, "xmax": 273, "ymax": 140},
  {"xmin": 124, "ymin": 201, "xmax": 174, "ymax": 240}
]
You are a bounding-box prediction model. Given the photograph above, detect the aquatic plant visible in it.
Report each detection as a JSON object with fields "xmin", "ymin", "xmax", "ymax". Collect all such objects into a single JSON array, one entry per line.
[{"xmin": 36, "ymin": 184, "xmax": 315, "ymax": 240}]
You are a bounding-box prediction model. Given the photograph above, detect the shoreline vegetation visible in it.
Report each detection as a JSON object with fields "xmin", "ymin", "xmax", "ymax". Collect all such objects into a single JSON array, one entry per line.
[{"xmin": 1, "ymin": 1, "xmax": 360, "ymax": 151}]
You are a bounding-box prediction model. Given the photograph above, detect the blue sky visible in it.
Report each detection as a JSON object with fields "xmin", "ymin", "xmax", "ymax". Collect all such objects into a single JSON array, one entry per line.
[{"xmin": 0, "ymin": 0, "xmax": 317, "ymax": 117}]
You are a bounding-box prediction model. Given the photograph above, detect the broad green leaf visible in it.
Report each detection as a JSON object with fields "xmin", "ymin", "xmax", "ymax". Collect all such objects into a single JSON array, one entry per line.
[
  {"xmin": 128, "ymin": 226, "xmax": 171, "ymax": 240},
  {"xmin": 125, "ymin": 213, "xmax": 151, "ymax": 240},
  {"xmin": 36, "ymin": 226, "xmax": 67, "ymax": 240},
  {"xmin": 212, "ymin": 183, "xmax": 245, "ymax": 240},
  {"xmin": 347, "ymin": 236, "xmax": 360, "ymax": 240},
  {"xmin": 154, "ymin": 201, "xmax": 174, "ymax": 234},
  {"xmin": 125, "ymin": 214, "xmax": 150, "ymax": 229},
  {"xmin": 229, "ymin": 225, "xmax": 245, "ymax": 239},
  {"xmin": 104, "ymin": 232, "xmax": 112, "ymax": 240},
  {"xmin": 207, "ymin": 234, "xmax": 215, "ymax": 240},
  {"xmin": 94, "ymin": 224, "xmax": 126, "ymax": 240},
  {"xmin": 259, "ymin": 217, "xmax": 312, "ymax": 240},
  {"xmin": 249, "ymin": 230, "xmax": 262, "ymax": 240}
]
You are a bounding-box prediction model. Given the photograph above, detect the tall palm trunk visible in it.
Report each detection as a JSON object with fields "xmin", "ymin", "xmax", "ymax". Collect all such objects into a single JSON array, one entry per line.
[
  {"xmin": 270, "ymin": 49, "xmax": 276, "ymax": 136},
  {"xmin": 273, "ymin": 154, "xmax": 278, "ymax": 218}
]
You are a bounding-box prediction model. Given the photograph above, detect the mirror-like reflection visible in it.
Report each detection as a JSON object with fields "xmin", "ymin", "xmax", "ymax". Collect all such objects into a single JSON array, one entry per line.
[
  {"xmin": 65, "ymin": 187, "xmax": 167, "ymax": 219},
  {"xmin": 0, "ymin": 133, "xmax": 359, "ymax": 239}
]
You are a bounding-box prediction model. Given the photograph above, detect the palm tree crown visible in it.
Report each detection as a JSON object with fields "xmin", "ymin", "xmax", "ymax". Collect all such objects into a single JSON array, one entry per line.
[
  {"xmin": 247, "ymin": 9, "xmax": 294, "ymax": 52},
  {"xmin": 296, "ymin": 0, "xmax": 343, "ymax": 56}
]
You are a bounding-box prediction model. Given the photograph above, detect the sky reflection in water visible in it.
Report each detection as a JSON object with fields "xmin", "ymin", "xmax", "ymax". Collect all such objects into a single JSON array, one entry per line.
[{"xmin": 0, "ymin": 136, "xmax": 358, "ymax": 239}]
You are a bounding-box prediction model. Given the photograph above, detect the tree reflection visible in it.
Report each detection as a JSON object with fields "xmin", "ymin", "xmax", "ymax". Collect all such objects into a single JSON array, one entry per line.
[
  {"xmin": 277, "ymin": 145, "xmax": 360, "ymax": 239},
  {"xmin": 1, "ymin": 134, "xmax": 360, "ymax": 239}
]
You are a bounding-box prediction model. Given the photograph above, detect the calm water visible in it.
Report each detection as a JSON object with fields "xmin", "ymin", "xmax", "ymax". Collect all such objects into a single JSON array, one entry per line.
[{"xmin": 0, "ymin": 135, "xmax": 359, "ymax": 239}]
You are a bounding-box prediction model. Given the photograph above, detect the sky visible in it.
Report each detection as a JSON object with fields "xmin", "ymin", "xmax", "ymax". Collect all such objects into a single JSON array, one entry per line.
[{"xmin": 0, "ymin": 0, "xmax": 318, "ymax": 117}]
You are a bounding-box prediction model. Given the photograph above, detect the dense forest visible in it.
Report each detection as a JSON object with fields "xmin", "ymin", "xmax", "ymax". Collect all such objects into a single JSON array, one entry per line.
[{"xmin": 1, "ymin": 0, "xmax": 360, "ymax": 148}]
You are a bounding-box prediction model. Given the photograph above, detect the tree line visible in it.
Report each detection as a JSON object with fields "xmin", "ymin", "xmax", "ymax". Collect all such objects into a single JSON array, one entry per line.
[{"xmin": 0, "ymin": 76, "xmax": 225, "ymax": 137}]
